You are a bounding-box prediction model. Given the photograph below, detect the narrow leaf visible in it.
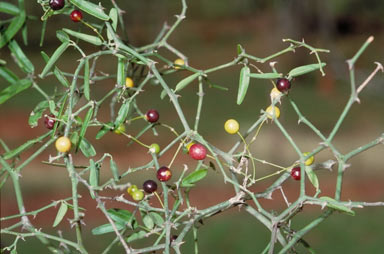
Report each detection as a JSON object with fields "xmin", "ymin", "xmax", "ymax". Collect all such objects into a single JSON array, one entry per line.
[
  {"xmin": 62, "ymin": 28, "xmax": 102, "ymax": 46},
  {"xmin": 237, "ymin": 66, "xmax": 250, "ymax": 105},
  {"xmin": 181, "ymin": 169, "xmax": 208, "ymax": 187},
  {"xmin": 40, "ymin": 41, "xmax": 69, "ymax": 78},
  {"xmin": 174, "ymin": 72, "xmax": 200, "ymax": 93},
  {"xmin": 69, "ymin": 0, "xmax": 110, "ymax": 21},
  {"xmin": 288, "ymin": 63, "xmax": 326, "ymax": 78},
  {"xmin": 53, "ymin": 202, "xmax": 68, "ymax": 227},
  {"xmin": 0, "ymin": 79, "xmax": 32, "ymax": 105},
  {"xmin": 248, "ymin": 72, "xmax": 282, "ymax": 79},
  {"xmin": 320, "ymin": 196, "xmax": 355, "ymax": 216}
]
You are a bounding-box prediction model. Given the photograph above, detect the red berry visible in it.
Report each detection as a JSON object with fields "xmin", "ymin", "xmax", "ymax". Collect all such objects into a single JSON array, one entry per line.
[
  {"xmin": 49, "ymin": 0, "xmax": 65, "ymax": 10},
  {"xmin": 70, "ymin": 10, "xmax": 82, "ymax": 22},
  {"xmin": 145, "ymin": 109, "xmax": 159, "ymax": 123},
  {"xmin": 143, "ymin": 180, "xmax": 158, "ymax": 193},
  {"xmin": 157, "ymin": 166, "xmax": 172, "ymax": 182},
  {"xmin": 189, "ymin": 143, "xmax": 207, "ymax": 160},
  {"xmin": 44, "ymin": 114, "xmax": 56, "ymax": 129},
  {"xmin": 276, "ymin": 78, "xmax": 291, "ymax": 93},
  {"xmin": 290, "ymin": 167, "xmax": 301, "ymax": 180}
]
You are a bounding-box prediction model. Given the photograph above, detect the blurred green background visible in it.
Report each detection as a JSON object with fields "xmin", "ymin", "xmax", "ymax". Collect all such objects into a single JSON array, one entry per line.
[{"xmin": 1, "ymin": 0, "xmax": 384, "ymax": 253}]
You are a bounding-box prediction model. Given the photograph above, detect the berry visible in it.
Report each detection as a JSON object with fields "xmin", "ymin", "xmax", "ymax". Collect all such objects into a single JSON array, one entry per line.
[
  {"xmin": 173, "ymin": 59, "xmax": 185, "ymax": 70},
  {"xmin": 131, "ymin": 190, "xmax": 144, "ymax": 201},
  {"xmin": 127, "ymin": 185, "xmax": 138, "ymax": 195},
  {"xmin": 303, "ymin": 152, "xmax": 314, "ymax": 166},
  {"xmin": 143, "ymin": 180, "xmax": 158, "ymax": 193},
  {"xmin": 44, "ymin": 114, "xmax": 56, "ymax": 129},
  {"xmin": 125, "ymin": 77, "xmax": 134, "ymax": 88},
  {"xmin": 224, "ymin": 119, "xmax": 239, "ymax": 134},
  {"xmin": 189, "ymin": 143, "xmax": 207, "ymax": 160},
  {"xmin": 70, "ymin": 10, "xmax": 82, "ymax": 22},
  {"xmin": 149, "ymin": 143, "xmax": 160, "ymax": 154},
  {"xmin": 55, "ymin": 136, "xmax": 71, "ymax": 153},
  {"xmin": 265, "ymin": 105, "xmax": 280, "ymax": 119},
  {"xmin": 114, "ymin": 124, "xmax": 126, "ymax": 134},
  {"xmin": 276, "ymin": 78, "xmax": 291, "ymax": 93},
  {"xmin": 291, "ymin": 167, "xmax": 301, "ymax": 180},
  {"xmin": 145, "ymin": 109, "xmax": 159, "ymax": 123},
  {"xmin": 157, "ymin": 166, "xmax": 172, "ymax": 182},
  {"xmin": 49, "ymin": 0, "xmax": 65, "ymax": 10}
]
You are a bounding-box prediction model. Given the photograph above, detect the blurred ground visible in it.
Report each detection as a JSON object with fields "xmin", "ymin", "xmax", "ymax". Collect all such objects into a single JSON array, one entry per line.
[{"xmin": 1, "ymin": 0, "xmax": 384, "ymax": 253}]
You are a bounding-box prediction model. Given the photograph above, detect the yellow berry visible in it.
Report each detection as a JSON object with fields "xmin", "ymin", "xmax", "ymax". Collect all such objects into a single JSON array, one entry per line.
[
  {"xmin": 266, "ymin": 105, "xmax": 280, "ymax": 119},
  {"xmin": 173, "ymin": 58, "xmax": 185, "ymax": 70},
  {"xmin": 125, "ymin": 77, "xmax": 134, "ymax": 88},
  {"xmin": 224, "ymin": 119, "xmax": 239, "ymax": 134},
  {"xmin": 303, "ymin": 152, "xmax": 314, "ymax": 166},
  {"xmin": 55, "ymin": 136, "xmax": 71, "ymax": 153}
]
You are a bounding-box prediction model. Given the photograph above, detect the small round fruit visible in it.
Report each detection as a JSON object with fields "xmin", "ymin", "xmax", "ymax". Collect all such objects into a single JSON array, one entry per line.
[
  {"xmin": 173, "ymin": 58, "xmax": 185, "ymax": 70},
  {"xmin": 290, "ymin": 167, "xmax": 301, "ymax": 180},
  {"xmin": 127, "ymin": 185, "xmax": 138, "ymax": 195},
  {"xmin": 125, "ymin": 77, "xmax": 134, "ymax": 88},
  {"xmin": 224, "ymin": 119, "xmax": 239, "ymax": 134},
  {"xmin": 149, "ymin": 143, "xmax": 160, "ymax": 154},
  {"xmin": 44, "ymin": 114, "xmax": 56, "ymax": 130},
  {"xmin": 189, "ymin": 143, "xmax": 207, "ymax": 160},
  {"xmin": 55, "ymin": 136, "xmax": 71, "ymax": 153},
  {"xmin": 303, "ymin": 152, "xmax": 314, "ymax": 166},
  {"xmin": 145, "ymin": 109, "xmax": 159, "ymax": 123},
  {"xmin": 143, "ymin": 180, "xmax": 158, "ymax": 193},
  {"xmin": 265, "ymin": 105, "xmax": 280, "ymax": 119},
  {"xmin": 157, "ymin": 166, "xmax": 172, "ymax": 182},
  {"xmin": 70, "ymin": 10, "xmax": 82, "ymax": 22},
  {"xmin": 276, "ymin": 78, "xmax": 291, "ymax": 93},
  {"xmin": 131, "ymin": 190, "xmax": 144, "ymax": 201},
  {"xmin": 49, "ymin": 0, "xmax": 65, "ymax": 10},
  {"xmin": 114, "ymin": 124, "xmax": 126, "ymax": 134}
]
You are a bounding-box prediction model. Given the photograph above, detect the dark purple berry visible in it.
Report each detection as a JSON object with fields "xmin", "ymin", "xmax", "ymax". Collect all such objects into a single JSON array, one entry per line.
[
  {"xmin": 291, "ymin": 167, "xmax": 301, "ymax": 181},
  {"xmin": 143, "ymin": 180, "xmax": 158, "ymax": 193},
  {"xmin": 189, "ymin": 143, "xmax": 207, "ymax": 160},
  {"xmin": 49, "ymin": 0, "xmax": 65, "ymax": 10},
  {"xmin": 276, "ymin": 78, "xmax": 291, "ymax": 93},
  {"xmin": 44, "ymin": 114, "xmax": 56, "ymax": 129},
  {"xmin": 157, "ymin": 166, "xmax": 171, "ymax": 182},
  {"xmin": 145, "ymin": 109, "xmax": 159, "ymax": 123}
]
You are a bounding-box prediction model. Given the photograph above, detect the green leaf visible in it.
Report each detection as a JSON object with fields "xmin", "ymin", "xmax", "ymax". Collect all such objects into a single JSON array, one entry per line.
[
  {"xmin": 0, "ymin": 66, "xmax": 18, "ymax": 83},
  {"xmin": 40, "ymin": 41, "xmax": 70, "ymax": 78},
  {"xmin": 96, "ymin": 122, "xmax": 113, "ymax": 139},
  {"xmin": 0, "ymin": 11, "xmax": 26, "ymax": 48},
  {"xmin": 0, "ymin": 79, "xmax": 32, "ymax": 105},
  {"xmin": 53, "ymin": 202, "xmax": 68, "ymax": 227},
  {"xmin": 69, "ymin": 0, "xmax": 110, "ymax": 21},
  {"xmin": 174, "ymin": 72, "xmax": 200, "ymax": 93},
  {"xmin": 77, "ymin": 107, "xmax": 93, "ymax": 152},
  {"xmin": 79, "ymin": 138, "xmax": 96, "ymax": 158},
  {"xmin": 0, "ymin": 2, "xmax": 20, "ymax": 15},
  {"xmin": 248, "ymin": 72, "xmax": 282, "ymax": 79},
  {"xmin": 237, "ymin": 66, "xmax": 250, "ymax": 105},
  {"xmin": 28, "ymin": 101, "xmax": 50, "ymax": 128},
  {"xmin": 83, "ymin": 59, "xmax": 90, "ymax": 100},
  {"xmin": 92, "ymin": 222, "xmax": 125, "ymax": 235},
  {"xmin": 288, "ymin": 63, "xmax": 326, "ymax": 78},
  {"xmin": 110, "ymin": 158, "xmax": 120, "ymax": 181},
  {"xmin": 304, "ymin": 166, "xmax": 319, "ymax": 191},
  {"xmin": 3, "ymin": 132, "xmax": 51, "ymax": 160},
  {"xmin": 116, "ymin": 57, "xmax": 125, "ymax": 87},
  {"xmin": 319, "ymin": 196, "xmax": 355, "ymax": 216},
  {"xmin": 62, "ymin": 28, "xmax": 102, "ymax": 46},
  {"xmin": 143, "ymin": 214, "xmax": 155, "ymax": 229},
  {"xmin": 114, "ymin": 100, "xmax": 131, "ymax": 127},
  {"xmin": 126, "ymin": 231, "xmax": 146, "ymax": 243},
  {"xmin": 41, "ymin": 51, "xmax": 69, "ymax": 87},
  {"xmin": 181, "ymin": 169, "xmax": 208, "ymax": 187}
]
